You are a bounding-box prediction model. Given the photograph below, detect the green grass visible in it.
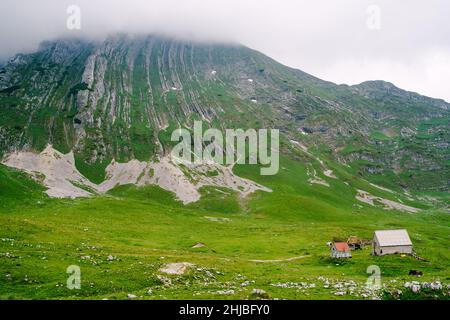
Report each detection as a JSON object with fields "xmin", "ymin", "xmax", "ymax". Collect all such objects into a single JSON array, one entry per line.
[
  {"xmin": 0, "ymin": 157, "xmax": 448, "ymax": 300},
  {"xmin": 68, "ymin": 82, "xmax": 91, "ymax": 96},
  {"xmin": 0, "ymin": 165, "xmax": 47, "ymax": 210},
  {"xmin": 370, "ymin": 131, "xmax": 393, "ymax": 141},
  {"xmin": 74, "ymin": 155, "xmax": 109, "ymax": 185}
]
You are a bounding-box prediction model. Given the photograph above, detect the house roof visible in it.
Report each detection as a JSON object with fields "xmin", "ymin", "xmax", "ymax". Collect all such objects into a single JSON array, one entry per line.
[
  {"xmin": 347, "ymin": 236, "xmax": 360, "ymax": 244},
  {"xmin": 333, "ymin": 242, "xmax": 350, "ymax": 252},
  {"xmin": 374, "ymin": 229, "xmax": 412, "ymax": 247}
]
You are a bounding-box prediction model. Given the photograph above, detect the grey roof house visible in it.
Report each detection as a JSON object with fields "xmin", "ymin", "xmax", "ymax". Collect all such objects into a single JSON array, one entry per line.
[{"xmin": 373, "ymin": 229, "xmax": 413, "ymax": 256}]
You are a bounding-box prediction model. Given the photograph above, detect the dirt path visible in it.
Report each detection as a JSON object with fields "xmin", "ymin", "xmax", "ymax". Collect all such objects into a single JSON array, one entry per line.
[{"xmin": 249, "ymin": 255, "xmax": 308, "ymax": 263}]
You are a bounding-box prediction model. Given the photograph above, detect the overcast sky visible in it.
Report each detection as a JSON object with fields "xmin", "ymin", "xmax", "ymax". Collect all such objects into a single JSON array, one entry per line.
[{"xmin": 1, "ymin": 0, "xmax": 449, "ymax": 101}]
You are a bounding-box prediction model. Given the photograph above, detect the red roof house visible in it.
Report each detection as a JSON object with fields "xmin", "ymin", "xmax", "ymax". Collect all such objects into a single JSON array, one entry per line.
[{"xmin": 330, "ymin": 242, "xmax": 352, "ymax": 258}]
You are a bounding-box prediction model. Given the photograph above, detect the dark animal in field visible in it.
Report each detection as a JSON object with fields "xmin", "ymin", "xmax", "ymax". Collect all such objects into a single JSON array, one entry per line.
[{"xmin": 409, "ymin": 270, "xmax": 423, "ymax": 277}]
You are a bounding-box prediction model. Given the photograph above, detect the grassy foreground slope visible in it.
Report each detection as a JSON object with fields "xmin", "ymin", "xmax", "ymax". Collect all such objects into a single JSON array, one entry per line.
[{"xmin": 0, "ymin": 159, "xmax": 448, "ymax": 300}]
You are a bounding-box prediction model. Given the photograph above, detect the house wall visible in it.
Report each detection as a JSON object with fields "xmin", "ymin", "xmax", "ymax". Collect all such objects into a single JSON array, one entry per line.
[
  {"xmin": 330, "ymin": 249, "xmax": 351, "ymax": 258},
  {"xmin": 373, "ymin": 244, "xmax": 412, "ymax": 255}
]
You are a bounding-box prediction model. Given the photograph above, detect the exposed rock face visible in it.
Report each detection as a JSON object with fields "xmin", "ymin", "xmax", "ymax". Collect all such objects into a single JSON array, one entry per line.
[
  {"xmin": 0, "ymin": 34, "xmax": 448, "ymax": 191},
  {"xmin": 2, "ymin": 145, "xmax": 96, "ymax": 198},
  {"xmin": 2, "ymin": 145, "xmax": 270, "ymax": 203},
  {"xmin": 355, "ymin": 189, "xmax": 420, "ymax": 213}
]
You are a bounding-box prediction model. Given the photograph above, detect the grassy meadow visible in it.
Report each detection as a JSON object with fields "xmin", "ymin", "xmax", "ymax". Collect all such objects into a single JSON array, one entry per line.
[{"xmin": 0, "ymin": 156, "xmax": 448, "ymax": 300}]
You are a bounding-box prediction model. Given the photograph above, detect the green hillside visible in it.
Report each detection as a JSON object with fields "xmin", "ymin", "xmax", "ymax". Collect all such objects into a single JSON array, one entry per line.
[
  {"xmin": 0, "ymin": 158, "xmax": 448, "ymax": 300},
  {"xmin": 0, "ymin": 35, "xmax": 448, "ymax": 191},
  {"xmin": 0, "ymin": 35, "xmax": 448, "ymax": 300}
]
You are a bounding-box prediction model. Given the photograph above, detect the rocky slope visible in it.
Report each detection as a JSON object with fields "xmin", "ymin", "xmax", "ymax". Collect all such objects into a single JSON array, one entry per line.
[
  {"xmin": 0, "ymin": 34, "xmax": 448, "ymax": 192},
  {"xmin": 2, "ymin": 144, "xmax": 270, "ymax": 203}
]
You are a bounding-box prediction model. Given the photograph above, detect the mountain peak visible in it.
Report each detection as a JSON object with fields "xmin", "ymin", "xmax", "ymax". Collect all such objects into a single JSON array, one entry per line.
[{"xmin": 0, "ymin": 36, "xmax": 448, "ymax": 191}]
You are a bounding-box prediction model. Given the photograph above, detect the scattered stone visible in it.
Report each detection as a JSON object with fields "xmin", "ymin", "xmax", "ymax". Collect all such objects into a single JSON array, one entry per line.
[
  {"xmin": 271, "ymin": 282, "xmax": 316, "ymax": 289},
  {"xmin": 308, "ymin": 178, "xmax": 330, "ymax": 187},
  {"xmin": 204, "ymin": 216, "xmax": 231, "ymax": 222},
  {"xmin": 334, "ymin": 283, "xmax": 343, "ymax": 289},
  {"xmin": 127, "ymin": 294, "xmax": 137, "ymax": 299},
  {"xmin": 159, "ymin": 262, "xmax": 194, "ymax": 275},
  {"xmin": 250, "ymin": 289, "xmax": 269, "ymax": 300},
  {"xmin": 1, "ymin": 252, "xmax": 15, "ymax": 258},
  {"xmin": 430, "ymin": 281, "xmax": 442, "ymax": 291},
  {"xmin": 411, "ymin": 284, "xmax": 420, "ymax": 293},
  {"xmin": 156, "ymin": 275, "xmax": 172, "ymax": 286},
  {"xmin": 215, "ymin": 290, "xmax": 235, "ymax": 295}
]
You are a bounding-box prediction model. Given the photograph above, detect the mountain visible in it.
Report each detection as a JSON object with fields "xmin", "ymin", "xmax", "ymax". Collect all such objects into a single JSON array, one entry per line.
[
  {"xmin": 0, "ymin": 34, "xmax": 448, "ymax": 192},
  {"xmin": 0, "ymin": 35, "xmax": 449, "ymax": 300}
]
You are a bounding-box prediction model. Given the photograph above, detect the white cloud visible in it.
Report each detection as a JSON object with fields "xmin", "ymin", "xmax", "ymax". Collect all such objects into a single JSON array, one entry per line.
[
  {"xmin": 309, "ymin": 49, "xmax": 450, "ymax": 101},
  {"xmin": 0, "ymin": 0, "xmax": 449, "ymax": 101}
]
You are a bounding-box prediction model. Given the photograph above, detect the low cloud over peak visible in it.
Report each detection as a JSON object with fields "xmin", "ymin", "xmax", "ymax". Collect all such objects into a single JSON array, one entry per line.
[{"xmin": 1, "ymin": 0, "xmax": 449, "ymax": 101}]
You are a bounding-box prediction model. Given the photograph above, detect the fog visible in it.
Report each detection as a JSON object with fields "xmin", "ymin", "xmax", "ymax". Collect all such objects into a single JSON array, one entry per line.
[{"xmin": 1, "ymin": 0, "xmax": 449, "ymax": 101}]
